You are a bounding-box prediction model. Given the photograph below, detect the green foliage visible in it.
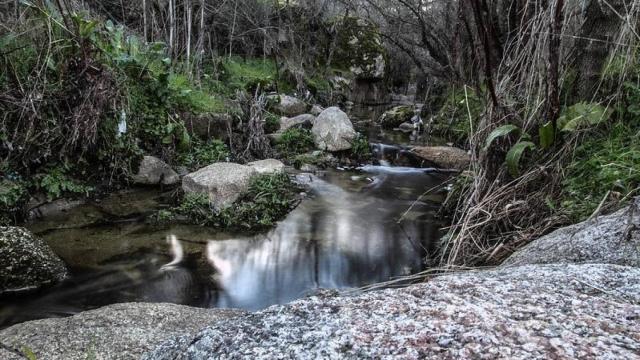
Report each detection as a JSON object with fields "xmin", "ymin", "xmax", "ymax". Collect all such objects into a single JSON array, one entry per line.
[
  {"xmin": 331, "ymin": 16, "xmax": 387, "ymax": 76},
  {"xmin": 36, "ymin": 166, "xmax": 93, "ymax": 200},
  {"xmin": 265, "ymin": 112, "xmax": 281, "ymax": 134},
  {"xmin": 176, "ymin": 193, "xmax": 213, "ymax": 225},
  {"xmin": 177, "ymin": 139, "xmax": 229, "ymax": 170},
  {"xmin": 205, "ymin": 57, "xmax": 293, "ymax": 95},
  {"xmin": 170, "ymin": 173, "xmax": 299, "ymax": 229},
  {"xmin": 505, "ymin": 141, "xmax": 536, "ymax": 177},
  {"xmin": 561, "ymin": 121, "xmax": 640, "ymax": 221},
  {"xmin": 558, "ymin": 102, "xmax": 613, "ymax": 132},
  {"xmin": 483, "ymin": 124, "xmax": 521, "ymax": 151},
  {"xmin": 538, "ymin": 121, "xmax": 555, "ymax": 149},
  {"xmin": 350, "ymin": 134, "xmax": 372, "ymax": 161},
  {"xmin": 433, "ymin": 86, "xmax": 484, "ymax": 144},
  {"xmin": 229, "ymin": 172, "xmax": 299, "ymax": 228},
  {"xmin": 0, "ymin": 179, "xmax": 28, "ymax": 225},
  {"xmin": 277, "ymin": 128, "xmax": 315, "ymax": 157}
]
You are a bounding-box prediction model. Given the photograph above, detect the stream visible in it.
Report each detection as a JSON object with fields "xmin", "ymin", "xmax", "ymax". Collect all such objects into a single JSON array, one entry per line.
[{"xmin": 0, "ymin": 109, "xmax": 450, "ymax": 329}]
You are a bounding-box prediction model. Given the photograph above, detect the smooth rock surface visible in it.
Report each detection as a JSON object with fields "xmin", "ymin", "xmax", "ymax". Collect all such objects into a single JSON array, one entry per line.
[
  {"xmin": 504, "ymin": 202, "xmax": 640, "ymax": 267},
  {"xmin": 411, "ymin": 146, "xmax": 470, "ymax": 170},
  {"xmin": 0, "ymin": 227, "xmax": 68, "ymax": 293},
  {"xmin": 269, "ymin": 95, "xmax": 307, "ymax": 117},
  {"xmin": 278, "ymin": 114, "xmax": 315, "ymax": 132},
  {"xmin": 311, "ymin": 107, "xmax": 357, "ymax": 152},
  {"xmin": 182, "ymin": 163, "xmax": 257, "ymax": 208},
  {"xmin": 132, "ymin": 156, "xmax": 180, "ymax": 186},
  {"xmin": 144, "ymin": 264, "xmax": 640, "ymax": 359},
  {"xmin": 247, "ymin": 159, "xmax": 286, "ymax": 174},
  {"xmin": 0, "ymin": 303, "xmax": 242, "ymax": 360}
]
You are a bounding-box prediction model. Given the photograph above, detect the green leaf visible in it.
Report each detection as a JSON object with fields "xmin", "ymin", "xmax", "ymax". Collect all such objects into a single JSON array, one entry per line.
[
  {"xmin": 538, "ymin": 121, "xmax": 555, "ymax": 149},
  {"xmin": 558, "ymin": 102, "xmax": 613, "ymax": 132},
  {"xmin": 483, "ymin": 124, "xmax": 521, "ymax": 151},
  {"xmin": 506, "ymin": 141, "xmax": 536, "ymax": 177},
  {"xmin": 177, "ymin": 128, "xmax": 191, "ymax": 152}
]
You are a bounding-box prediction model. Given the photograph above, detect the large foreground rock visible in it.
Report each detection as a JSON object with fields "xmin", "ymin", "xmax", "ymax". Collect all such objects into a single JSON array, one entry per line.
[
  {"xmin": 145, "ymin": 264, "xmax": 640, "ymax": 359},
  {"xmin": 411, "ymin": 146, "xmax": 471, "ymax": 170},
  {"xmin": 504, "ymin": 202, "xmax": 640, "ymax": 267},
  {"xmin": 0, "ymin": 227, "xmax": 68, "ymax": 293},
  {"xmin": 182, "ymin": 163, "xmax": 257, "ymax": 208},
  {"xmin": 0, "ymin": 303, "xmax": 242, "ymax": 360},
  {"xmin": 131, "ymin": 156, "xmax": 179, "ymax": 186},
  {"xmin": 311, "ymin": 107, "xmax": 357, "ymax": 152}
]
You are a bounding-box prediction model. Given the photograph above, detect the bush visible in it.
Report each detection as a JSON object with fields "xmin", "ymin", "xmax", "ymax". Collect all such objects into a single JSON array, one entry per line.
[
  {"xmin": 432, "ymin": 86, "xmax": 484, "ymax": 145},
  {"xmin": 167, "ymin": 173, "xmax": 299, "ymax": 230},
  {"xmin": 265, "ymin": 112, "xmax": 281, "ymax": 134},
  {"xmin": 277, "ymin": 128, "xmax": 315, "ymax": 157},
  {"xmin": 177, "ymin": 139, "xmax": 229, "ymax": 170},
  {"xmin": 350, "ymin": 134, "xmax": 372, "ymax": 161},
  {"xmin": 561, "ymin": 121, "xmax": 640, "ymax": 222}
]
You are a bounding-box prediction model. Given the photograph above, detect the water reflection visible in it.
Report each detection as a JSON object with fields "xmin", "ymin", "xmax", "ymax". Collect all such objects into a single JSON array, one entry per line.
[
  {"xmin": 205, "ymin": 172, "xmax": 444, "ymax": 310},
  {"xmin": 1, "ymin": 168, "xmax": 446, "ymax": 328}
]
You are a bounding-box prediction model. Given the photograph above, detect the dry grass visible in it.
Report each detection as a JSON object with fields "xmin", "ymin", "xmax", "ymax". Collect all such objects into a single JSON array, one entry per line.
[{"xmin": 439, "ymin": 0, "xmax": 640, "ymax": 268}]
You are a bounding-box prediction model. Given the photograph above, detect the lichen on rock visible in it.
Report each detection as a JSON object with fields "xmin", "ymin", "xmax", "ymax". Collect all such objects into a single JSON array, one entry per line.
[
  {"xmin": 144, "ymin": 263, "xmax": 640, "ymax": 359},
  {"xmin": 0, "ymin": 226, "xmax": 68, "ymax": 293}
]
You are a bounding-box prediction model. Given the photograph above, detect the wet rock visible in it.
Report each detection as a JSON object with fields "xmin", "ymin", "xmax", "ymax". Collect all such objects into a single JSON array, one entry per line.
[
  {"xmin": 504, "ymin": 202, "xmax": 640, "ymax": 267},
  {"xmin": 379, "ymin": 105, "xmax": 414, "ymax": 129},
  {"xmin": 0, "ymin": 227, "xmax": 68, "ymax": 293},
  {"xmin": 132, "ymin": 156, "xmax": 180, "ymax": 186},
  {"xmin": 26, "ymin": 198, "xmax": 86, "ymax": 221},
  {"xmin": 279, "ymin": 113, "xmax": 316, "ymax": 132},
  {"xmin": 397, "ymin": 122, "xmax": 415, "ymax": 133},
  {"xmin": 182, "ymin": 163, "xmax": 257, "ymax": 208},
  {"xmin": 247, "ymin": 159, "xmax": 286, "ymax": 174},
  {"xmin": 144, "ymin": 264, "xmax": 640, "ymax": 359},
  {"xmin": 411, "ymin": 146, "xmax": 470, "ymax": 170},
  {"xmin": 0, "ymin": 303, "xmax": 242, "ymax": 360},
  {"xmin": 268, "ymin": 95, "xmax": 308, "ymax": 117},
  {"xmin": 311, "ymin": 107, "xmax": 357, "ymax": 152}
]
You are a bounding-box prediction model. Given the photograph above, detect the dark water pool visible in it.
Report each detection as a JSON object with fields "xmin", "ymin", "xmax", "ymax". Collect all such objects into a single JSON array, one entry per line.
[{"xmin": 0, "ymin": 166, "xmax": 448, "ymax": 328}]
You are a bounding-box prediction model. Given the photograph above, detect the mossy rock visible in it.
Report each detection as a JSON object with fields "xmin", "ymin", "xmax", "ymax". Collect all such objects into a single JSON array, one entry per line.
[
  {"xmin": 0, "ymin": 226, "xmax": 68, "ymax": 292},
  {"xmin": 379, "ymin": 106, "xmax": 414, "ymax": 129}
]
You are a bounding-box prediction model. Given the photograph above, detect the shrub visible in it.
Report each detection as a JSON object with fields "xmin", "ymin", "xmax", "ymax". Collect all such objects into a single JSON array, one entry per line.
[
  {"xmin": 178, "ymin": 139, "xmax": 229, "ymax": 170},
  {"xmin": 350, "ymin": 134, "xmax": 372, "ymax": 161},
  {"xmin": 170, "ymin": 173, "xmax": 299, "ymax": 230},
  {"xmin": 265, "ymin": 112, "xmax": 281, "ymax": 134},
  {"xmin": 561, "ymin": 121, "xmax": 640, "ymax": 221},
  {"xmin": 277, "ymin": 128, "xmax": 315, "ymax": 157}
]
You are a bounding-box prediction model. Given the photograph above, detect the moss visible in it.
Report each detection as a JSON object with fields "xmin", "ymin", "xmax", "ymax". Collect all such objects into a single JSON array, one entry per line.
[{"xmin": 379, "ymin": 106, "xmax": 414, "ymax": 129}]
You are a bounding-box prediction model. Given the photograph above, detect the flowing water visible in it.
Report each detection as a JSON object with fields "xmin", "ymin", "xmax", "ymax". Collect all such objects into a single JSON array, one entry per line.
[{"xmin": 0, "ymin": 111, "xmax": 450, "ymax": 329}]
